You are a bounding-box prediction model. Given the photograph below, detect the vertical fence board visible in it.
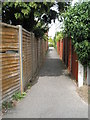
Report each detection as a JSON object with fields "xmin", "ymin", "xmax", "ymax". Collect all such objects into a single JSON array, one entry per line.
[
  {"xmin": 22, "ymin": 29, "xmax": 32, "ymax": 89},
  {"xmin": 57, "ymin": 41, "xmax": 60, "ymax": 54},
  {"xmin": 59, "ymin": 40, "xmax": 63, "ymax": 60},
  {"xmin": 19, "ymin": 25, "xmax": 23, "ymax": 93},
  {"xmin": 68, "ymin": 38, "xmax": 72, "ymax": 73},
  {"xmin": 71, "ymin": 46, "xmax": 78, "ymax": 81}
]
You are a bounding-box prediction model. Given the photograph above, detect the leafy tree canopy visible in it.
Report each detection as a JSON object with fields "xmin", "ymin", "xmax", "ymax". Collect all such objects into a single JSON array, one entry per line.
[
  {"xmin": 2, "ymin": 2, "xmax": 70, "ymax": 38},
  {"xmin": 48, "ymin": 37, "xmax": 54, "ymax": 44},
  {"xmin": 55, "ymin": 31, "xmax": 63, "ymax": 42}
]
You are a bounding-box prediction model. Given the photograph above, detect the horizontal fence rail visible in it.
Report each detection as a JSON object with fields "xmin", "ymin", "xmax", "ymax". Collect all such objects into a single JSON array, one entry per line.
[
  {"xmin": 0, "ymin": 23, "xmax": 20, "ymax": 101},
  {"xmin": 0, "ymin": 22, "xmax": 48, "ymax": 102}
]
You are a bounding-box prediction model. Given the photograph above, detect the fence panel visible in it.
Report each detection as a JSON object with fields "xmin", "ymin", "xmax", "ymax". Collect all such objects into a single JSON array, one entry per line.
[
  {"xmin": 72, "ymin": 46, "xmax": 78, "ymax": 81},
  {"xmin": 57, "ymin": 41, "xmax": 60, "ymax": 54},
  {"xmin": 1, "ymin": 23, "xmax": 47, "ymax": 102},
  {"xmin": 59, "ymin": 40, "xmax": 63, "ymax": 60},
  {"xmin": 65, "ymin": 38, "xmax": 68, "ymax": 67},
  {"xmin": 0, "ymin": 25, "xmax": 19, "ymax": 52},
  {"xmin": 37, "ymin": 38, "xmax": 41, "ymax": 69},
  {"xmin": 1, "ymin": 23, "xmax": 20, "ymax": 101},
  {"xmin": 68, "ymin": 38, "xmax": 72, "ymax": 73},
  {"xmin": 22, "ymin": 29, "xmax": 32, "ymax": 89},
  {"xmin": 32, "ymin": 33, "xmax": 37, "ymax": 77}
]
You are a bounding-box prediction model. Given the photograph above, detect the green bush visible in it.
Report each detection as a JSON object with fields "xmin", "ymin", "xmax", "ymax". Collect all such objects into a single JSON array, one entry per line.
[
  {"xmin": 62, "ymin": 2, "xmax": 90, "ymax": 67},
  {"xmin": 75, "ymin": 41, "xmax": 90, "ymax": 67}
]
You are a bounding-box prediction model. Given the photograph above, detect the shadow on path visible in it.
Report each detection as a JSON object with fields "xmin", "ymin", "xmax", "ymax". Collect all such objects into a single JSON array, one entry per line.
[
  {"xmin": 3, "ymin": 47, "xmax": 88, "ymax": 118},
  {"xmin": 39, "ymin": 47, "xmax": 66, "ymax": 77},
  {"xmin": 39, "ymin": 58, "xmax": 66, "ymax": 77}
]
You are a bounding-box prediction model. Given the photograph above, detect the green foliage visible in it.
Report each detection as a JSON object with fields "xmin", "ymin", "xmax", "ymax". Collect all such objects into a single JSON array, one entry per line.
[
  {"xmin": 49, "ymin": 44, "xmax": 54, "ymax": 47},
  {"xmin": 75, "ymin": 41, "xmax": 90, "ymax": 67},
  {"xmin": 2, "ymin": 2, "xmax": 56, "ymax": 38},
  {"xmin": 2, "ymin": 101, "xmax": 13, "ymax": 109},
  {"xmin": 53, "ymin": 33, "xmax": 57, "ymax": 49},
  {"xmin": 48, "ymin": 37, "xmax": 54, "ymax": 44},
  {"xmin": 12, "ymin": 92, "xmax": 26, "ymax": 101},
  {"xmin": 62, "ymin": 2, "xmax": 90, "ymax": 67},
  {"xmin": 55, "ymin": 31, "xmax": 63, "ymax": 42},
  {"xmin": 62, "ymin": 2, "xmax": 89, "ymax": 43},
  {"xmin": 2, "ymin": 2, "xmax": 70, "ymax": 38},
  {"xmin": 53, "ymin": 31, "xmax": 63, "ymax": 49},
  {"xmin": 43, "ymin": 34, "xmax": 48, "ymax": 41},
  {"xmin": 2, "ymin": 92, "xmax": 26, "ymax": 111},
  {"xmin": 48, "ymin": 37, "xmax": 54, "ymax": 47}
]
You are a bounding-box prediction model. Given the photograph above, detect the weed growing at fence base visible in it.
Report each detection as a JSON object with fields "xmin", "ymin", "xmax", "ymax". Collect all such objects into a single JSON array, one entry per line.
[
  {"xmin": 2, "ymin": 101, "xmax": 13, "ymax": 113},
  {"xmin": 2, "ymin": 92, "xmax": 26, "ymax": 114},
  {"xmin": 2, "ymin": 101, "xmax": 13, "ymax": 110},
  {"xmin": 12, "ymin": 92, "xmax": 26, "ymax": 101}
]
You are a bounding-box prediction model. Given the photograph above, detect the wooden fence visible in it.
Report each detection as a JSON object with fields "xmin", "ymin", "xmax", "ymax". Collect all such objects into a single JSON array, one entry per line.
[
  {"xmin": 59, "ymin": 40, "xmax": 63, "ymax": 60},
  {"xmin": 0, "ymin": 21, "xmax": 2, "ymax": 112},
  {"xmin": 57, "ymin": 38, "xmax": 90, "ymax": 87},
  {"xmin": 57, "ymin": 38, "xmax": 78, "ymax": 82},
  {"xmin": 0, "ymin": 2, "xmax": 2, "ymax": 113},
  {"xmin": 0, "ymin": 23, "xmax": 48, "ymax": 101},
  {"xmin": 1, "ymin": 23, "xmax": 20, "ymax": 101}
]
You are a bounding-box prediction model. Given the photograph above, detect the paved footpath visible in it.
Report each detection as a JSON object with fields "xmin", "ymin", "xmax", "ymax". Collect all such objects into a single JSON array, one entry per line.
[{"xmin": 3, "ymin": 47, "xmax": 88, "ymax": 118}]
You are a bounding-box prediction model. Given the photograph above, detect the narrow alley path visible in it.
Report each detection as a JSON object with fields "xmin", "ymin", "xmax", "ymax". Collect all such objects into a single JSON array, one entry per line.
[{"xmin": 3, "ymin": 47, "xmax": 88, "ymax": 118}]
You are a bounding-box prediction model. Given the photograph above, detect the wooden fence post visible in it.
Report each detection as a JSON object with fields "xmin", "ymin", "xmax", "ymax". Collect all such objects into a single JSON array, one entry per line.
[
  {"xmin": 0, "ymin": 3, "xmax": 2, "ymax": 114},
  {"xmin": 87, "ymin": 67, "xmax": 90, "ymax": 85},
  {"xmin": 18, "ymin": 25, "xmax": 24, "ymax": 93},
  {"xmin": 31, "ymin": 32, "xmax": 34, "ymax": 79},
  {"xmin": 0, "ymin": 21, "xmax": 2, "ymax": 118}
]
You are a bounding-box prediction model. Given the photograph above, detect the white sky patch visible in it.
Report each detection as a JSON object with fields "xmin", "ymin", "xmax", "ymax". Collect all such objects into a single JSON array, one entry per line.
[
  {"xmin": 48, "ymin": 4, "xmax": 60, "ymax": 39},
  {"xmin": 72, "ymin": 0, "xmax": 79, "ymax": 6},
  {"xmin": 50, "ymin": 3, "xmax": 59, "ymax": 13},
  {"xmin": 48, "ymin": 19, "xmax": 62, "ymax": 39},
  {"xmin": 48, "ymin": 21, "xmax": 55, "ymax": 39}
]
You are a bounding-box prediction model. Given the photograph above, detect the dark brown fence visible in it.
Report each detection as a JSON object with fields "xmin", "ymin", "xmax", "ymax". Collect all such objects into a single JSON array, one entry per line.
[
  {"xmin": 72, "ymin": 46, "xmax": 78, "ymax": 81},
  {"xmin": 57, "ymin": 37, "xmax": 78, "ymax": 82},
  {"xmin": 0, "ymin": 23, "xmax": 48, "ymax": 101},
  {"xmin": 59, "ymin": 40, "xmax": 63, "ymax": 60}
]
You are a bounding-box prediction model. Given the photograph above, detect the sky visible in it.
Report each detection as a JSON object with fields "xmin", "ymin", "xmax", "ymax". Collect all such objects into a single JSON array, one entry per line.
[
  {"xmin": 48, "ymin": 19, "xmax": 63, "ymax": 39},
  {"xmin": 48, "ymin": 3, "xmax": 60, "ymax": 39},
  {"xmin": 48, "ymin": 0, "xmax": 79, "ymax": 39}
]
